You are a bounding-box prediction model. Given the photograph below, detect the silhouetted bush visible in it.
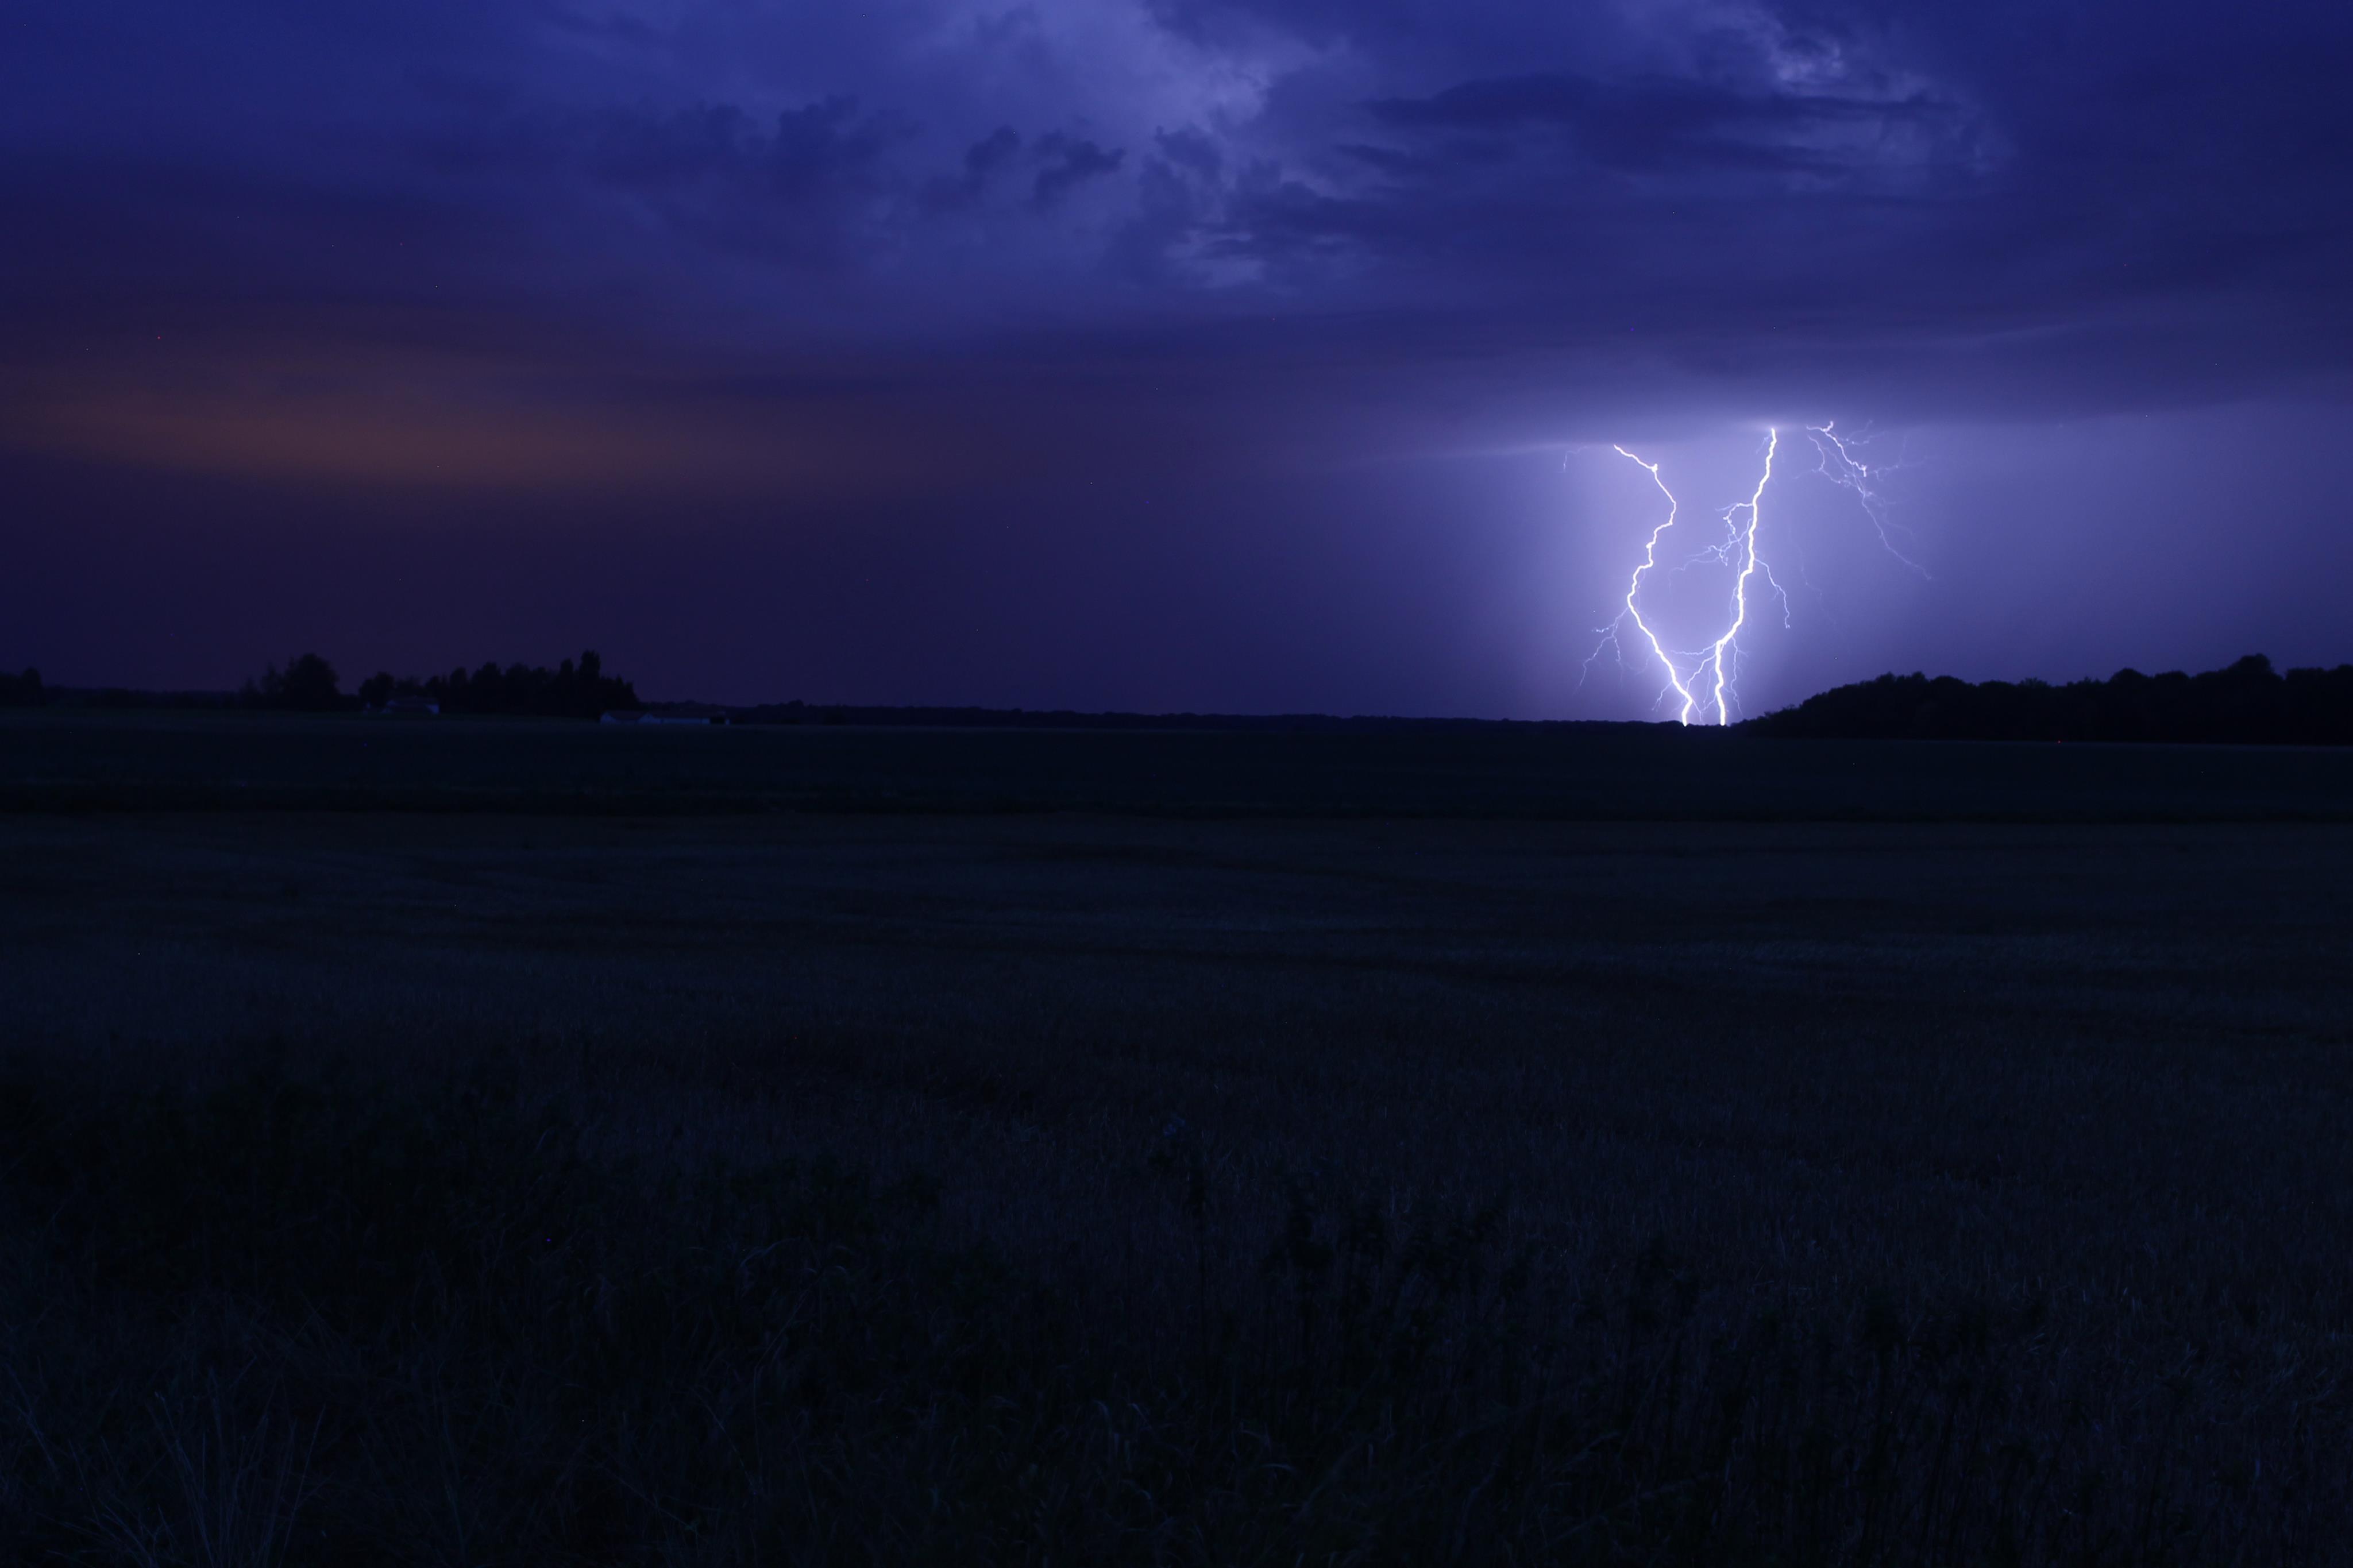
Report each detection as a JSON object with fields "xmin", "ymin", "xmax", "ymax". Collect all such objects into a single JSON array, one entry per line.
[
  {"xmin": 1748, "ymin": 655, "xmax": 2353, "ymax": 744},
  {"xmin": 0, "ymin": 667, "xmax": 40, "ymax": 708}
]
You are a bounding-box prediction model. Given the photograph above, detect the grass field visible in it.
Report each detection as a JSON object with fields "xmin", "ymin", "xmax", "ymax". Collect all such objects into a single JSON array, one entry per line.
[{"xmin": 3, "ymin": 715, "xmax": 2351, "ymax": 1562}]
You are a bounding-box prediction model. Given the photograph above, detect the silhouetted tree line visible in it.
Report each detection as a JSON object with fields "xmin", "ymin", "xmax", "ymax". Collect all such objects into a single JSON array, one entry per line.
[
  {"xmin": 1746, "ymin": 654, "xmax": 2353, "ymax": 744},
  {"xmin": 0, "ymin": 667, "xmax": 42, "ymax": 708},
  {"xmin": 357, "ymin": 650, "xmax": 640, "ymax": 719},
  {"xmin": 233, "ymin": 650, "xmax": 639, "ymax": 718}
]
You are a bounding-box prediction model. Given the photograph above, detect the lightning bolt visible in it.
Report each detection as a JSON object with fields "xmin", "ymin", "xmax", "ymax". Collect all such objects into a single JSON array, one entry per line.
[
  {"xmin": 1703, "ymin": 427, "xmax": 1778, "ymax": 726},
  {"xmin": 1582, "ymin": 422, "xmax": 1931, "ymax": 724},
  {"xmin": 1807, "ymin": 422, "xmax": 1930, "ymax": 577},
  {"xmin": 1583, "ymin": 430, "xmax": 1782, "ymax": 725},
  {"xmin": 1586, "ymin": 443, "xmax": 1704, "ymax": 723}
]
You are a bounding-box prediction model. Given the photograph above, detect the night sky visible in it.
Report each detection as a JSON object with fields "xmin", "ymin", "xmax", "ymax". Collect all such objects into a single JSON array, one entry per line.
[{"xmin": 5, "ymin": 1, "xmax": 2351, "ymax": 716}]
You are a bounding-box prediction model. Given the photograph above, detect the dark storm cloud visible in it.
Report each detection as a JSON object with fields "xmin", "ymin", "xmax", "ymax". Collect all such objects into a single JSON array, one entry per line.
[
  {"xmin": 1364, "ymin": 71, "xmax": 1968, "ymax": 175},
  {"xmin": 925, "ymin": 125, "xmax": 1024, "ymax": 208},
  {"xmin": 3, "ymin": 0, "xmax": 2351, "ymax": 482},
  {"xmin": 1032, "ymin": 134, "xmax": 1128, "ymax": 209},
  {"xmin": 584, "ymin": 99, "xmax": 886, "ymax": 198},
  {"xmin": 574, "ymin": 96, "xmax": 900, "ymax": 265}
]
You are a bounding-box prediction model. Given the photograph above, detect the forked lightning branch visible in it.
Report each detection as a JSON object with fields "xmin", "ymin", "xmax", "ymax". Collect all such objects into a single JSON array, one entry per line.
[{"xmin": 1586, "ymin": 424, "xmax": 1921, "ymax": 725}]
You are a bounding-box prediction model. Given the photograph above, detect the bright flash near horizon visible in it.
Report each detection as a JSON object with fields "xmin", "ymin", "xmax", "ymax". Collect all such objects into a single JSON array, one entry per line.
[{"xmin": 1586, "ymin": 424, "xmax": 1915, "ymax": 726}]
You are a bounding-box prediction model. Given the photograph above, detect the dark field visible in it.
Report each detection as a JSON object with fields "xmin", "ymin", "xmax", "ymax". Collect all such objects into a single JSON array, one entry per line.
[
  {"xmin": 3, "ymin": 715, "xmax": 2352, "ymax": 1563},
  {"xmin": 8, "ymin": 708, "xmax": 2353, "ymax": 818}
]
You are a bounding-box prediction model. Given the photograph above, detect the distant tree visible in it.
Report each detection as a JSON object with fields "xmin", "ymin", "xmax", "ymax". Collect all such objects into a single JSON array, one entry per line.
[
  {"xmin": 245, "ymin": 653, "xmax": 346, "ymax": 712},
  {"xmin": 357, "ymin": 672, "xmax": 396, "ymax": 709},
  {"xmin": 0, "ymin": 667, "xmax": 41, "ymax": 708}
]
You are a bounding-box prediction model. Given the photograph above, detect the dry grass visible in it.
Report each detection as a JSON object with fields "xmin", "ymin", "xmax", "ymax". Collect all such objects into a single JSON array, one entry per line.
[{"xmin": 2, "ymin": 746, "xmax": 2350, "ymax": 1561}]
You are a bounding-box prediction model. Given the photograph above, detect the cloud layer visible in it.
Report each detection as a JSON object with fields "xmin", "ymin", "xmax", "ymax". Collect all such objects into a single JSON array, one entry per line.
[{"xmin": 8, "ymin": 0, "xmax": 2351, "ymax": 485}]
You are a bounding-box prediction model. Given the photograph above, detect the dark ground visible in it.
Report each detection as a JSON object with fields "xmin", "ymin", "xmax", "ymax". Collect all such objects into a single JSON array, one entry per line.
[
  {"xmin": 2, "ymin": 713, "xmax": 2350, "ymax": 1563},
  {"xmin": 6, "ymin": 708, "xmax": 2353, "ymax": 817}
]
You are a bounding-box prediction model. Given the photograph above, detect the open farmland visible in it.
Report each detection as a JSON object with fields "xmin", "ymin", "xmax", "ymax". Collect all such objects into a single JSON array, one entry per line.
[
  {"xmin": 6, "ymin": 707, "xmax": 2353, "ymax": 817},
  {"xmin": 2, "ymin": 713, "xmax": 2351, "ymax": 1563}
]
